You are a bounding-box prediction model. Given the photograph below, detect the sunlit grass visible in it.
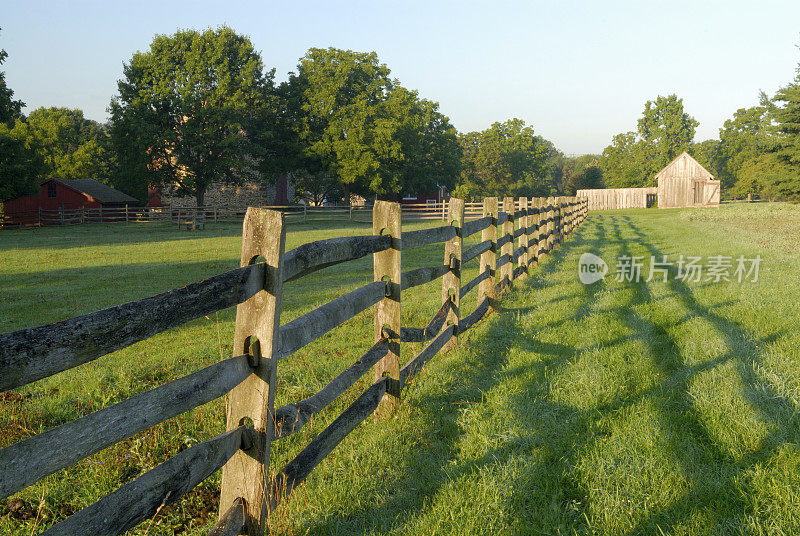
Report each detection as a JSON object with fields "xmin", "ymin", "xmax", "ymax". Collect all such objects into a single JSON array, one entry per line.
[{"xmin": 2, "ymin": 203, "xmax": 800, "ymax": 535}]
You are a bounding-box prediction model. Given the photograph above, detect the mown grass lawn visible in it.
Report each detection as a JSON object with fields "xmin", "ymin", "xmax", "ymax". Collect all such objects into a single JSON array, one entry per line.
[{"xmin": 2, "ymin": 203, "xmax": 800, "ymax": 535}]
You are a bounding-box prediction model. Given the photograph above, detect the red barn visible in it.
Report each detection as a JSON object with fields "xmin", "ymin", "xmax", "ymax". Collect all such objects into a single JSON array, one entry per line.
[{"xmin": 3, "ymin": 178, "xmax": 139, "ymax": 226}]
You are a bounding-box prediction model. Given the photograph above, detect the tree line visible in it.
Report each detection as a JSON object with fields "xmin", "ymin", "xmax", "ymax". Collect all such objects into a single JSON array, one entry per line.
[
  {"xmin": 2, "ymin": 26, "xmax": 799, "ymax": 204},
  {"xmin": 600, "ymin": 88, "xmax": 800, "ymax": 200},
  {"xmin": 0, "ymin": 27, "xmax": 568, "ymax": 206}
]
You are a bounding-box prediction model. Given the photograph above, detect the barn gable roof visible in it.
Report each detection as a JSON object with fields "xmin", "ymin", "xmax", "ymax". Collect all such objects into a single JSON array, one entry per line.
[
  {"xmin": 654, "ymin": 151, "xmax": 714, "ymax": 181},
  {"xmin": 47, "ymin": 178, "xmax": 139, "ymax": 204}
]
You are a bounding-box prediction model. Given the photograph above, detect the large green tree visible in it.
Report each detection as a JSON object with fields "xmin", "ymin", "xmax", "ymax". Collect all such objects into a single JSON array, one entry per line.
[
  {"xmin": 770, "ymin": 70, "xmax": 800, "ymax": 199},
  {"xmin": 601, "ymin": 132, "xmax": 646, "ymax": 188},
  {"xmin": 563, "ymin": 154, "xmax": 604, "ymax": 194},
  {"xmin": 455, "ymin": 118, "xmax": 553, "ymax": 200},
  {"xmin": 0, "ymin": 31, "xmax": 38, "ymax": 200},
  {"xmin": 0, "ymin": 30, "xmax": 23, "ymax": 128},
  {"xmin": 291, "ymin": 48, "xmax": 393, "ymax": 200},
  {"xmin": 109, "ymin": 27, "xmax": 276, "ymax": 205},
  {"xmin": 602, "ymin": 94, "xmax": 698, "ymax": 187},
  {"xmin": 289, "ymin": 48, "xmax": 460, "ymax": 201},
  {"xmin": 14, "ymin": 107, "xmax": 109, "ymax": 181}
]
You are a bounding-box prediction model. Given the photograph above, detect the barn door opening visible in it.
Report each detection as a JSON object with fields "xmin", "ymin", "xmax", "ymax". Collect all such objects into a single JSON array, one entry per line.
[{"xmin": 693, "ymin": 180, "xmax": 704, "ymax": 205}]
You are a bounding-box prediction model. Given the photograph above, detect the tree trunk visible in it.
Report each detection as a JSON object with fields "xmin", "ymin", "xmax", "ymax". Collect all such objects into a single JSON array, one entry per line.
[
  {"xmin": 342, "ymin": 183, "xmax": 350, "ymax": 206},
  {"xmin": 196, "ymin": 188, "xmax": 205, "ymax": 208}
]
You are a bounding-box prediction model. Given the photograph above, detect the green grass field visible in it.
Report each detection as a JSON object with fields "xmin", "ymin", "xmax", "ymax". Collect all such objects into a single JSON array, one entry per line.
[{"xmin": 2, "ymin": 203, "xmax": 800, "ymax": 535}]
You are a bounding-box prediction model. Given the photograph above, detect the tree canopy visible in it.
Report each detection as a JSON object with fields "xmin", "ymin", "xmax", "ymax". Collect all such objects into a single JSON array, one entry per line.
[
  {"xmin": 602, "ymin": 95, "xmax": 698, "ymax": 188},
  {"xmin": 0, "ymin": 30, "xmax": 24, "ymax": 128},
  {"xmin": 288, "ymin": 47, "xmax": 460, "ymax": 202},
  {"xmin": 770, "ymin": 71, "xmax": 800, "ymax": 199},
  {"xmin": 454, "ymin": 119, "xmax": 556, "ymax": 200},
  {"xmin": 108, "ymin": 26, "xmax": 276, "ymax": 205},
  {"xmin": 0, "ymin": 32, "xmax": 39, "ymax": 201},
  {"xmin": 15, "ymin": 107, "xmax": 108, "ymax": 180}
]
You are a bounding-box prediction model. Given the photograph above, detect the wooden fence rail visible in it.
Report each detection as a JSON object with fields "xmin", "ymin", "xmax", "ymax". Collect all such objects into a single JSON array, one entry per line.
[
  {"xmin": 0, "ymin": 195, "xmax": 587, "ymax": 535},
  {"xmin": 1, "ymin": 202, "xmax": 470, "ymax": 229}
]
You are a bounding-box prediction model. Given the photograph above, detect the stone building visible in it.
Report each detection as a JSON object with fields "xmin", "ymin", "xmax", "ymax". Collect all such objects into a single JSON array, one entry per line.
[{"xmin": 156, "ymin": 174, "xmax": 295, "ymax": 208}]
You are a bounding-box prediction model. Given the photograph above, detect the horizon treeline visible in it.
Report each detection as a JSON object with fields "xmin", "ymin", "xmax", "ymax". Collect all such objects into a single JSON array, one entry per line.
[{"xmin": 1, "ymin": 26, "xmax": 799, "ymax": 204}]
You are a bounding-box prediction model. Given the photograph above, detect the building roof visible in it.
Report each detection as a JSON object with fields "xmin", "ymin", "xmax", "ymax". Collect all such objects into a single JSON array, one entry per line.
[
  {"xmin": 654, "ymin": 151, "xmax": 714, "ymax": 181},
  {"xmin": 48, "ymin": 178, "xmax": 139, "ymax": 204}
]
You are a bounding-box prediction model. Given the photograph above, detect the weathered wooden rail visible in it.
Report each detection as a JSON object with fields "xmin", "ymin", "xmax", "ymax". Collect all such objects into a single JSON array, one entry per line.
[{"xmin": 0, "ymin": 195, "xmax": 587, "ymax": 535}]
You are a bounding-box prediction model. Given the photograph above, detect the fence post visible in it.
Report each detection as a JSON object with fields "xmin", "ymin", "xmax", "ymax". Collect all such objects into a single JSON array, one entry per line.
[
  {"xmin": 479, "ymin": 197, "xmax": 498, "ymax": 305},
  {"xmin": 570, "ymin": 198, "xmax": 576, "ymax": 234},
  {"xmin": 540, "ymin": 197, "xmax": 551, "ymax": 259},
  {"xmin": 442, "ymin": 197, "xmax": 463, "ymax": 352},
  {"xmin": 373, "ymin": 201, "xmax": 401, "ymax": 418},
  {"xmin": 499, "ymin": 197, "xmax": 514, "ymax": 289},
  {"xmin": 517, "ymin": 197, "xmax": 529, "ymax": 277},
  {"xmin": 219, "ymin": 208, "xmax": 285, "ymax": 536},
  {"xmin": 526, "ymin": 198, "xmax": 539, "ymax": 268}
]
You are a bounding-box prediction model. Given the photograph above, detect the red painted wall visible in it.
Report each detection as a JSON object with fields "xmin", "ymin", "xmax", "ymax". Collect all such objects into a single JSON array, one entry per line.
[{"xmin": 3, "ymin": 180, "xmax": 100, "ymax": 225}]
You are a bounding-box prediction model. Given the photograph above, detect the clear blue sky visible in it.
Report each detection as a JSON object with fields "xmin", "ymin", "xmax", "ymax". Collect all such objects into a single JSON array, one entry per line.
[{"xmin": 3, "ymin": 0, "xmax": 800, "ymax": 154}]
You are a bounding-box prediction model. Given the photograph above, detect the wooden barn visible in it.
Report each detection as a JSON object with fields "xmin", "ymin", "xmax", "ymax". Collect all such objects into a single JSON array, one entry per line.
[
  {"xmin": 656, "ymin": 151, "xmax": 720, "ymax": 208},
  {"xmin": 3, "ymin": 178, "xmax": 139, "ymax": 225},
  {"xmin": 576, "ymin": 152, "xmax": 720, "ymax": 210}
]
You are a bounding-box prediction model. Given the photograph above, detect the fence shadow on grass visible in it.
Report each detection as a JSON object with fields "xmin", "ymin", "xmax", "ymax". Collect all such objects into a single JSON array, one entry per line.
[
  {"xmin": 609, "ymin": 216, "xmax": 798, "ymax": 535},
  {"xmin": 292, "ymin": 217, "xmax": 600, "ymax": 534},
  {"xmin": 293, "ymin": 212, "xmax": 799, "ymax": 535}
]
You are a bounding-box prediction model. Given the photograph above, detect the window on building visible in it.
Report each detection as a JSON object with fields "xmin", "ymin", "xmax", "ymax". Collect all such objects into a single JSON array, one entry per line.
[{"xmin": 47, "ymin": 182, "xmax": 57, "ymax": 198}]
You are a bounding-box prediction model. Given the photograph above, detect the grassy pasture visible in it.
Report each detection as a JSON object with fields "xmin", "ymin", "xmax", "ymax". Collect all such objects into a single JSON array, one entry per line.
[{"xmin": 2, "ymin": 203, "xmax": 800, "ymax": 535}]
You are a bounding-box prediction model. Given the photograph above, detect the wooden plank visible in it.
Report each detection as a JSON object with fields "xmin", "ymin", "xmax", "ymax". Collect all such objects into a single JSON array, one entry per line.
[
  {"xmin": 461, "ymin": 269, "xmax": 490, "ymax": 299},
  {"xmin": 479, "ymin": 197, "xmax": 498, "ymax": 303},
  {"xmin": 283, "ymin": 235, "xmax": 391, "ymax": 283},
  {"xmin": 43, "ymin": 426, "xmax": 246, "ymax": 536},
  {"xmin": 373, "ymin": 201, "xmax": 401, "ymax": 418},
  {"xmin": 460, "ymin": 296, "xmax": 491, "ymax": 333},
  {"xmin": 462, "ymin": 240, "xmax": 491, "ymax": 265},
  {"xmin": 400, "ymin": 300, "xmax": 452, "ymax": 343},
  {"xmin": 273, "ymin": 339, "xmax": 389, "ymax": 439},
  {"xmin": 0, "ymin": 262, "xmax": 263, "ymax": 392},
  {"xmin": 400, "ymin": 264, "xmax": 449, "ymax": 290},
  {"xmin": 276, "ymin": 281, "xmax": 385, "ymax": 360},
  {"xmin": 442, "ymin": 198, "xmax": 463, "ymax": 352},
  {"xmin": 462, "ymin": 215, "xmax": 491, "ymax": 238},
  {"xmin": 398, "ymin": 325, "xmax": 455, "ymax": 386},
  {"xmin": 0, "ymin": 354, "xmax": 251, "ymax": 501},
  {"xmin": 271, "ymin": 377, "xmax": 387, "ymax": 507},
  {"xmin": 402, "ymin": 225, "xmax": 456, "ymax": 250},
  {"xmin": 219, "ymin": 208, "xmax": 285, "ymax": 536}
]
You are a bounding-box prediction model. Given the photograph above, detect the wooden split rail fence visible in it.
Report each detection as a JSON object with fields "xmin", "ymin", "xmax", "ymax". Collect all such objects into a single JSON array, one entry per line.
[
  {"xmin": 2, "ymin": 201, "xmax": 512, "ymax": 229},
  {"xmin": 0, "ymin": 196, "xmax": 587, "ymax": 535},
  {"xmin": 2, "ymin": 202, "xmax": 466, "ymax": 228}
]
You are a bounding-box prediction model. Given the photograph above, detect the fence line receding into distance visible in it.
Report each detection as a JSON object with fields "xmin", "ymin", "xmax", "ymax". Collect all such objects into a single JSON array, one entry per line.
[
  {"xmin": 0, "ymin": 201, "xmax": 492, "ymax": 228},
  {"xmin": 0, "ymin": 195, "xmax": 587, "ymax": 536}
]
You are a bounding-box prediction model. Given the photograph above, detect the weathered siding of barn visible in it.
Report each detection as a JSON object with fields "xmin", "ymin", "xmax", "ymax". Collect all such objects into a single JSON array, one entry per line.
[
  {"xmin": 655, "ymin": 152, "xmax": 720, "ymax": 208},
  {"xmin": 576, "ymin": 187, "xmax": 657, "ymax": 210}
]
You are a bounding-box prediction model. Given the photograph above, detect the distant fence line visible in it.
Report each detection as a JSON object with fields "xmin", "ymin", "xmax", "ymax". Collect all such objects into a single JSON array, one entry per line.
[
  {"xmin": 0, "ymin": 196, "xmax": 587, "ymax": 536},
  {"xmin": 576, "ymin": 187, "xmax": 658, "ymax": 210},
  {"xmin": 0, "ymin": 201, "xmax": 492, "ymax": 229}
]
